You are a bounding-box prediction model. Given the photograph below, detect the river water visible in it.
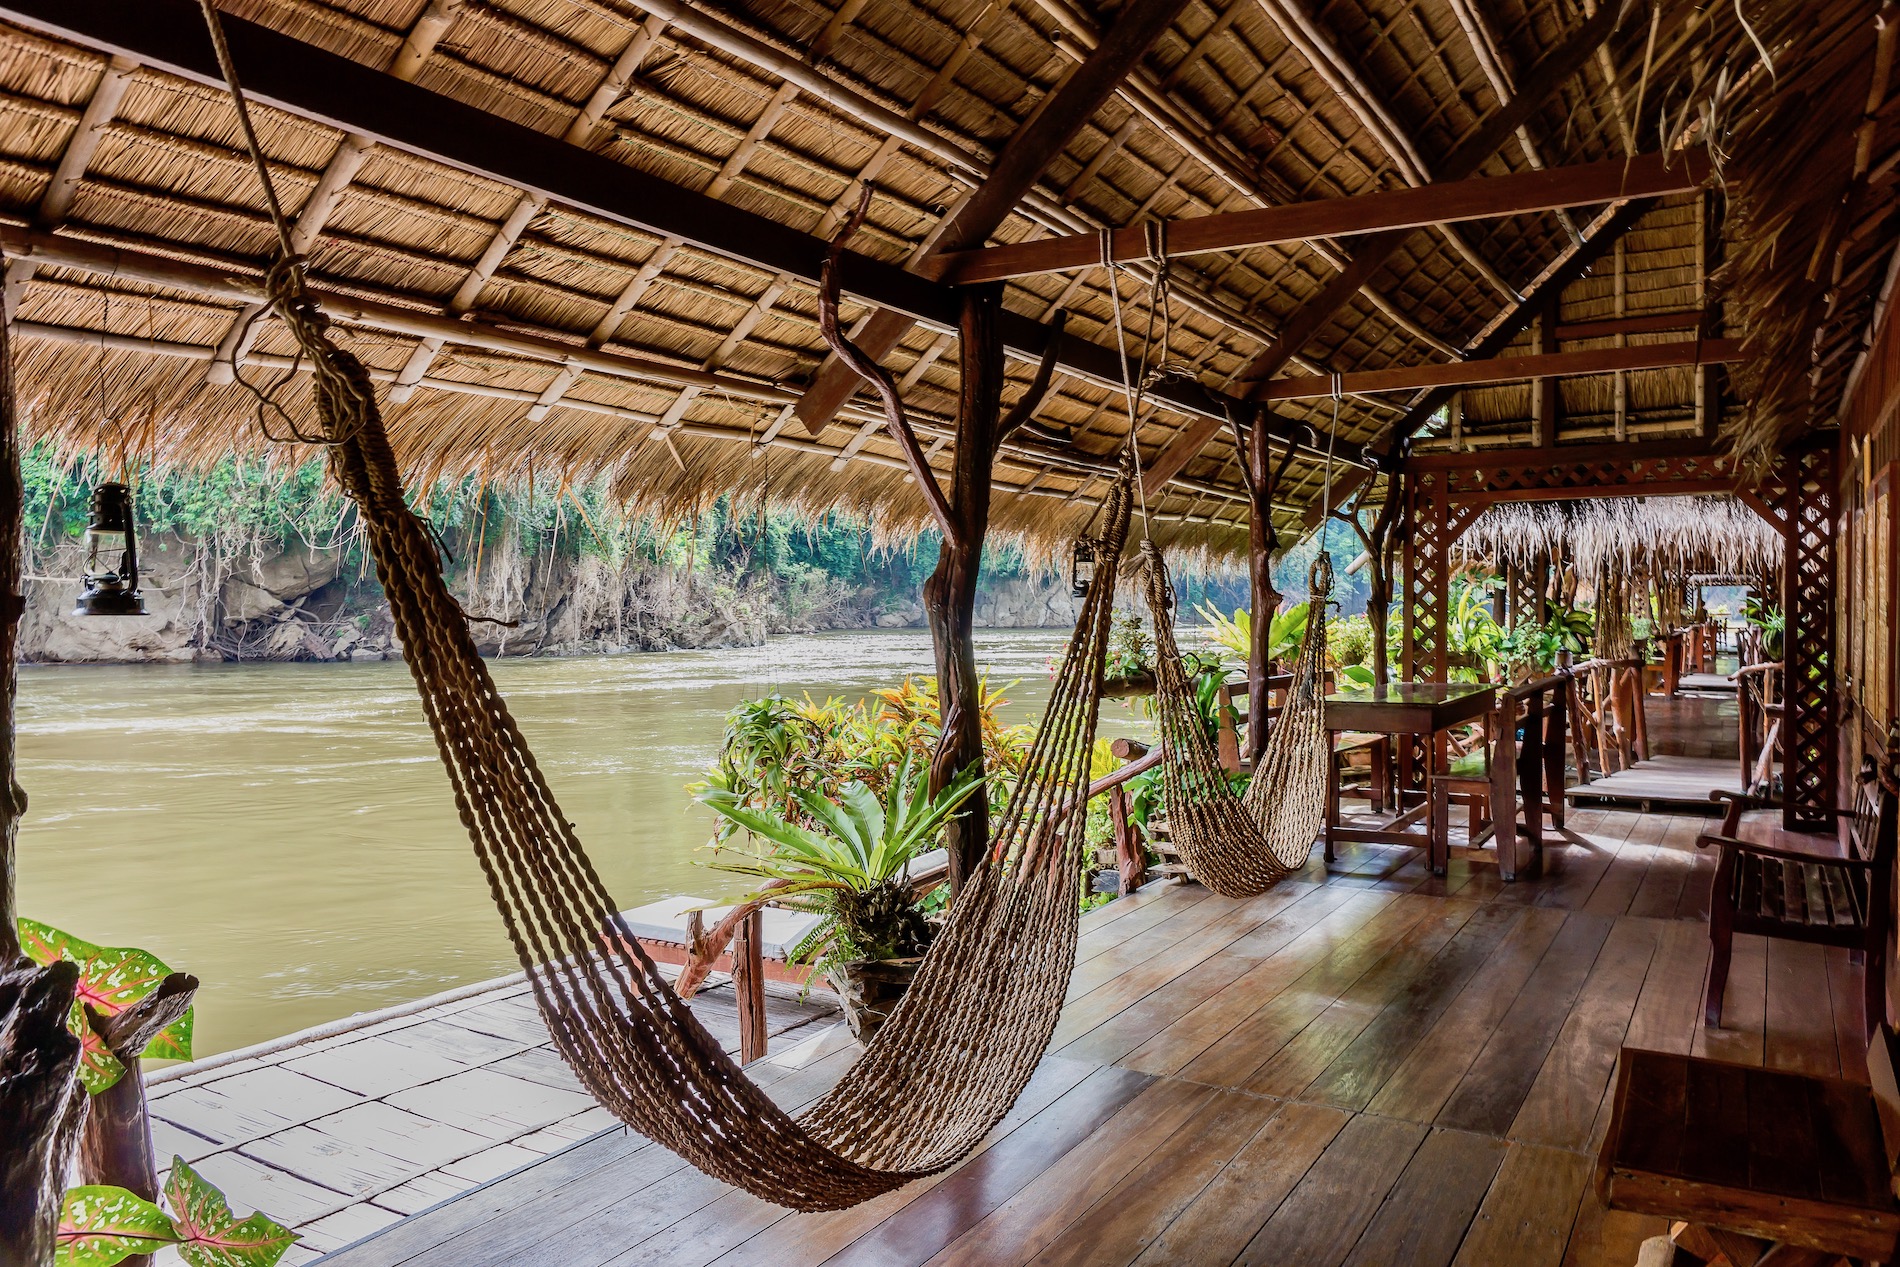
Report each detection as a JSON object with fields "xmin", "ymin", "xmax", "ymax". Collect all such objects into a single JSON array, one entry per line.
[{"xmin": 15, "ymin": 629, "xmax": 1159, "ymax": 1058}]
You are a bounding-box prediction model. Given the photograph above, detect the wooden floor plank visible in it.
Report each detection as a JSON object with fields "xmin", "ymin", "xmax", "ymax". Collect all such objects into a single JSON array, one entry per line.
[
  {"xmin": 1693, "ymin": 931, "xmax": 1767, "ymax": 1066},
  {"xmin": 1241, "ymin": 900, "xmax": 1490, "ymax": 1099},
  {"xmin": 816, "ymin": 1064, "xmax": 1155, "ymax": 1267},
  {"xmin": 1339, "ymin": 1128, "xmax": 1507, "ymax": 1267},
  {"xmin": 1434, "ymin": 913, "xmax": 1616, "ymax": 1137},
  {"xmin": 1621, "ymin": 916, "xmax": 1712, "ymax": 1057},
  {"xmin": 1300, "ymin": 905, "xmax": 1528, "ymax": 1111},
  {"xmin": 1449, "ymin": 1143, "xmax": 1593, "ymax": 1267},
  {"xmin": 1365, "ymin": 907, "xmax": 1569, "ymax": 1124},
  {"xmin": 1053, "ymin": 881, "xmax": 1367, "ymax": 1068},
  {"xmin": 1827, "ymin": 946, "xmax": 1871, "ymax": 1084},
  {"xmin": 1577, "ymin": 810, "xmax": 1660, "ymax": 917},
  {"xmin": 636, "ymin": 1056, "xmax": 1102, "ymax": 1267},
  {"xmin": 1115, "ymin": 891, "xmax": 1412, "ymax": 1079},
  {"xmin": 920, "ymin": 1078, "xmax": 1215, "ymax": 1266},
  {"xmin": 1507, "ymin": 917, "xmax": 1659, "ymax": 1151},
  {"xmin": 1023, "ymin": 1088, "xmax": 1285, "ymax": 1267},
  {"xmin": 1052, "ymin": 884, "xmax": 1325, "ymax": 1051},
  {"xmin": 1232, "ymin": 1113, "xmax": 1428, "ymax": 1267},
  {"xmin": 1126, "ymin": 1101, "xmax": 1349, "ymax": 1265},
  {"xmin": 1625, "ymin": 814, "xmax": 1706, "ymax": 919},
  {"xmin": 1171, "ymin": 896, "xmax": 1445, "ymax": 1089},
  {"xmin": 1763, "ymin": 936, "xmax": 1842, "ymax": 1078}
]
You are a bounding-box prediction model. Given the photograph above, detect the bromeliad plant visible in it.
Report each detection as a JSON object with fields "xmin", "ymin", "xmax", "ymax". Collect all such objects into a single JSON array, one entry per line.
[
  {"xmin": 695, "ymin": 754, "xmax": 986, "ymax": 969},
  {"xmin": 57, "ymin": 1160, "xmax": 296, "ymax": 1267},
  {"xmin": 1194, "ymin": 600, "xmax": 1310, "ymax": 668}
]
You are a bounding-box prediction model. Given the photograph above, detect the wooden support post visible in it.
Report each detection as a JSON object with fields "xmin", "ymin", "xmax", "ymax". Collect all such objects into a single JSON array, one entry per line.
[
  {"xmin": 1109, "ymin": 785, "xmax": 1145, "ymax": 895},
  {"xmin": 1233, "ymin": 405, "xmax": 1285, "ymax": 762},
  {"xmin": 1534, "ymin": 297, "xmax": 1560, "ymax": 448},
  {"xmin": 925, "ymin": 285, "xmax": 1005, "ymax": 892},
  {"xmin": 1545, "ymin": 683, "xmax": 1568, "ymax": 828},
  {"xmin": 732, "ymin": 908, "xmax": 767, "ymax": 1064}
]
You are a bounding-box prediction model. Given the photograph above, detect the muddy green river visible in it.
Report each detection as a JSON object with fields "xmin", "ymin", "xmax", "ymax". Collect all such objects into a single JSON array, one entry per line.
[{"xmin": 15, "ymin": 630, "xmax": 1159, "ymax": 1057}]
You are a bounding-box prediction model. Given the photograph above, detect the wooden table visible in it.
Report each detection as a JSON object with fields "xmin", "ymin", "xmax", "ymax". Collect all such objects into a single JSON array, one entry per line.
[
  {"xmin": 1600, "ymin": 1047, "xmax": 1900, "ymax": 1264},
  {"xmin": 1323, "ymin": 681, "xmax": 1496, "ymax": 876}
]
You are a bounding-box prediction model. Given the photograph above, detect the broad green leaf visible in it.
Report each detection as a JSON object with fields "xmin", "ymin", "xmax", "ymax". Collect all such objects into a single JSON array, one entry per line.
[
  {"xmin": 19, "ymin": 919, "xmax": 195, "ymax": 1087},
  {"xmin": 56, "ymin": 1186, "xmax": 173, "ymax": 1267},
  {"xmin": 165, "ymin": 1158, "xmax": 299, "ymax": 1267},
  {"xmin": 20, "ymin": 917, "xmax": 105, "ymax": 968}
]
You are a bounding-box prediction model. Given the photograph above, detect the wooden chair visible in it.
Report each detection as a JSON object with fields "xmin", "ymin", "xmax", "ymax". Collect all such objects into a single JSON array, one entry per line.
[
  {"xmin": 1698, "ymin": 757, "xmax": 1895, "ymax": 1033},
  {"xmin": 1428, "ymin": 673, "xmax": 1569, "ymax": 878},
  {"xmin": 1598, "ymin": 1037, "xmax": 1900, "ymax": 1265}
]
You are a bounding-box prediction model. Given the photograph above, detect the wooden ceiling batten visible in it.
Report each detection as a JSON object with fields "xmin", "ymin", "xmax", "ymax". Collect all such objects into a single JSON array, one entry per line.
[{"xmin": 941, "ymin": 150, "xmax": 1707, "ymax": 284}]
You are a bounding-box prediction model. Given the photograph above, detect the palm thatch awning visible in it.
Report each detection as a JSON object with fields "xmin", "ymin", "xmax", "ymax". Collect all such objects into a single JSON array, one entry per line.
[
  {"xmin": 0, "ymin": 0, "xmax": 1888, "ymax": 554},
  {"xmin": 1454, "ymin": 495, "xmax": 1783, "ymax": 584}
]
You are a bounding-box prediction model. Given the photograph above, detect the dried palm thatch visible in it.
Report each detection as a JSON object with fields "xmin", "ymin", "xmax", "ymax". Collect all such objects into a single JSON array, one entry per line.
[
  {"xmin": 1700, "ymin": 0, "xmax": 1900, "ymax": 469},
  {"xmin": 1456, "ymin": 495, "xmax": 1782, "ymax": 584}
]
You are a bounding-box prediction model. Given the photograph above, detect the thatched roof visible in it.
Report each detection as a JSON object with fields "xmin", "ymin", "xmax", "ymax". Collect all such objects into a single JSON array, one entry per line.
[
  {"xmin": 1455, "ymin": 495, "xmax": 1783, "ymax": 583},
  {"xmin": 0, "ymin": 0, "xmax": 1890, "ymax": 555}
]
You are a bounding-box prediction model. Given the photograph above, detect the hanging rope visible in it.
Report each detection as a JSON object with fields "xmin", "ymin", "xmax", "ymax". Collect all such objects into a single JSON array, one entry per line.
[{"xmin": 196, "ymin": 0, "xmax": 1143, "ymax": 1211}]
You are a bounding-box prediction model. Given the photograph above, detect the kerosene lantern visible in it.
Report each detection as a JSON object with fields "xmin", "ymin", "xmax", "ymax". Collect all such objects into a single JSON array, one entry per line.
[
  {"xmin": 1070, "ymin": 538, "xmax": 1096, "ymax": 598},
  {"xmin": 73, "ymin": 481, "xmax": 146, "ymax": 616}
]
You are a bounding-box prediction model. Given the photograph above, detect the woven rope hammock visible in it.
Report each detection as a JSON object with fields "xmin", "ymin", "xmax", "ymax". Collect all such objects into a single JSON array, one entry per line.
[
  {"xmin": 1138, "ymin": 543, "xmax": 1333, "ymax": 897},
  {"xmin": 193, "ymin": 0, "xmax": 1140, "ymax": 1211}
]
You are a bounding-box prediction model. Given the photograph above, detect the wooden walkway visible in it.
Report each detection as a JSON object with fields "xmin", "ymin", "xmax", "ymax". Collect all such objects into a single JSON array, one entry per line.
[
  {"xmin": 1565, "ymin": 754, "xmax": 1744, "ymax": 808},
  {"xmin": 143, "ymin": 973, "xmax": 840, "ymax": 1264},
  {"xmin": 318, "ymin": 803, "xmax": 1869, "ymax": 1267}
]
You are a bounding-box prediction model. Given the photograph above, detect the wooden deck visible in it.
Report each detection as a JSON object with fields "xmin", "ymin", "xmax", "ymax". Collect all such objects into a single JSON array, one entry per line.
[
  {"xmin": 1565, "ymin": 754, "xmax": 1744, "ymax": 808},
  {"xmin": 317, "ymin": 803, "xmax": 1870, "ymax": 1267},
  {"xmin": 143, "ymin": 973, "xmax": 841, "ymax": 1263}
]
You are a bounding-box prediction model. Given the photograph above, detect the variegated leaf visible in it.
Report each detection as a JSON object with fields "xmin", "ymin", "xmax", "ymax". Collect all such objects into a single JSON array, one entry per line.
[
  {"xmin": 55, "ymin": 1185, "xmax": 173, "ymax": 1267},
  {"xmin": 19, "ymin": 918, "xmax": 195, "ymax": 1086},
  {"xmin": 165, "ymin": 1158, "xmax": 298, "ymax": 1267}
]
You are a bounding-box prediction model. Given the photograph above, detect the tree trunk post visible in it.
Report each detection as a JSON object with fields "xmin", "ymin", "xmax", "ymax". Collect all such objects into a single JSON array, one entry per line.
[
  {"xmin": 1366, "ymin": 471, "xmax": 1402, "ymax": 688},
  {"xmin": 927, "ymin": 284, "xmax": 1004, "ymax": 894},
  {"xmin": 1238, "ymin": 407, "xmax": 1281, "ymax": 764}
]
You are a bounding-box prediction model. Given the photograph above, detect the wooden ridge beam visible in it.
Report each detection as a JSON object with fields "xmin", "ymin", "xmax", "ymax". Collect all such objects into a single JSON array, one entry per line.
[
  {"xmin": 789, "ymin": 0, "xmax": 1197, "ymax": 435},
  {"xmin": 0, "ymin": 0, "xmax": 1357, "ymax": 471},
  {"xmin": 1139, "ymin": 0, "xmax": 1634, "ymax": 496},
  {"xmin": 1258, "ymin": 339, "xmax": 1743, "ymax": 401},
  {"xmin": 941, "ymin": 151, "xmax": 1707, "ymax": 285}
]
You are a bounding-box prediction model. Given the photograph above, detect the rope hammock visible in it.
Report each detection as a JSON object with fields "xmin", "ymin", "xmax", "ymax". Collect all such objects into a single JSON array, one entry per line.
[
  {"xmin": 1137, "ymin": 543, "xmax": 1333, "ymax": 897},
  {"xmin": 196, "ymin": 0, "xmax": 1137, "ymax": 1212},
  {"xmin": 1093, "ymin": 221, "xmax": 1336, "ymax": 899}
]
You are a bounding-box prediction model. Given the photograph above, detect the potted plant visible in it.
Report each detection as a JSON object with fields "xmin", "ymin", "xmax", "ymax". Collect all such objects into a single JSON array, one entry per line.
[
  {"xmin": 1102, "ymin": 613, "xmax": 1158, "ymax": 698},
  {"xmin": 694, "ymin": 754, "xmax": 985, "ymax": 1041}
]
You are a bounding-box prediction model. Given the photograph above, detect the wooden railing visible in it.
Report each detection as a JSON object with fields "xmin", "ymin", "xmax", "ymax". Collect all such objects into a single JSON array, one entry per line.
[
  {"xmin": 1089, "ymin": 738, "xmax": 1164, "ymax": 894},
  {"xmin": 1570, "ymin": 656, "xmax": 1648, "ymax": 779},
  {"xmin": 1734, "ymin": 661, "xmax": 1783, "ymax": 794}
]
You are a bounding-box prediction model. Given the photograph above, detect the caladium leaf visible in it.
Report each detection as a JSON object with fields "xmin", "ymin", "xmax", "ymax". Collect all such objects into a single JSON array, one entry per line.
[
  {"xmin": 18, "ymin": 918, "xmax": 195, "ymax": 1088},
  {"xmin": 55, "ymin": 1186, "xmax": 173, "ymax": 1267},
  {"xmin": 165, "ymin": 1158, "xmax": 298, "ymax": 1267}
]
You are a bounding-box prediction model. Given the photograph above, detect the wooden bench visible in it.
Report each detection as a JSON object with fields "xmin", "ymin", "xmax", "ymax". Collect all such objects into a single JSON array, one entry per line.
[
  {"xmin": 1599, "ymin": 1042, "xmax": 1900, "ymax": 1265},
  {"xmin": 1698, "ymin": 758, "xmax": 1894, "ymax": 1033}
]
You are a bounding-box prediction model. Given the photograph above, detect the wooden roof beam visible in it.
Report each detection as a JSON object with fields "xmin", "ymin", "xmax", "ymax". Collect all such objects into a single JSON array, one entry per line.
[
  {"xmin": 1139, "ymin": 0, "xmax": 1637, "ymax": 497},
  {"xmin": 941, "ymin": 151, "xmax": 1708, "ymax": 285},
  {"xmin": 1259, "ymin": 339, "xmax": 1742, "ymax": 401},
  {"xmin": 788, "ymin": 0, "xmax": 1199, "ymax": 435}
]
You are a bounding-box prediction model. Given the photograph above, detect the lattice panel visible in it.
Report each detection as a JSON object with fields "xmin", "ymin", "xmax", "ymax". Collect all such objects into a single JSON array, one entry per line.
[
  {"xmin": 1779, "ymin": 438, "xmax": 1838, "ymax": 831},
  {"xmin": 1403, "ymin": 469, "xmax": 1449, "ymax": 682},
  {"xmin": 1434, "ymin": 449, "xmax": 1741, "ymax": 503}
]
